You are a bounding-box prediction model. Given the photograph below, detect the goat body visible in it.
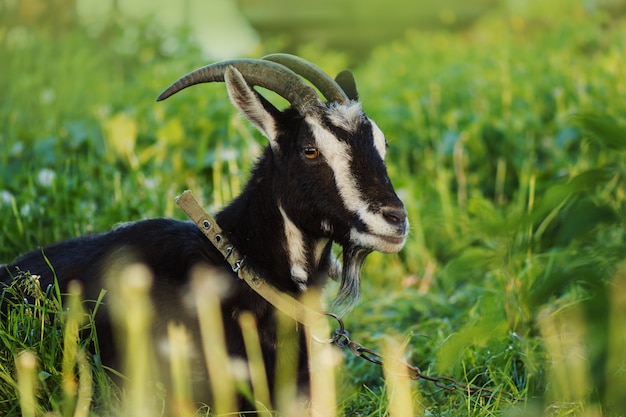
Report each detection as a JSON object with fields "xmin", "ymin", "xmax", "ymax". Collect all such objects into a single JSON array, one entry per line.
[{"xmin": 1, "ymin": 54, "xmax": 408, "ymax": 411}]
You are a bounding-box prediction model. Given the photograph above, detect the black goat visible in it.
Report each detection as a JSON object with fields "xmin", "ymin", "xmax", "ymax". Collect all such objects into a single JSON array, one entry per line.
[{"xmin": 1, "ymin": 54, "xmax": 408, "ymax": 411}]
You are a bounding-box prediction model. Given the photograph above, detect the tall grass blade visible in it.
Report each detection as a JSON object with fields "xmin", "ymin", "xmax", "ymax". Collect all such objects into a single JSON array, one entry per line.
[
  {"xmin": 107, "ymin": 263, "xmax": 157, "ymax": 416},
  {"xmin": 74, "ymin": 350, "xmax": 93, "ymax": 417},
  {"xmin": 167, "ymin": 322, "xmax": 195, "ymax": 417},
  {"xmin": 303, "ymin": 291, "xmax": 337, "ymax": 417},
  {"xmin": 239, "ymin": 311, "xmax": 273, "ymax": 414},
  {"xmin": 382, "ymin": 337, "xmax": 417, "ymax": 417},
  {"xmin": 606, "ymin": 262, "xmax": 626, "ymax": 414},
  {"xmin": 274, "ymin": 310, "xmax": 301, "ymax": 415},
  {"xmin": 15, "ymin": 351, "xmax": 38, "ymax": 417},
  {"xmin": 62, "ymin": 281, "xmax": 85, "ymax": 414},
  {"xmin": 537, "ymin": 305, "xmax": 591, "ymax": 404},
  {"xmin": 192, "ymin": 265, "xmax": 237, "ymax": 415}
]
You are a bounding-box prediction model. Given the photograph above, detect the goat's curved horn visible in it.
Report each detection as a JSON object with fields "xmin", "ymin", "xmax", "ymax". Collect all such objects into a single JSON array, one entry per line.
[
  {"xmin": 262, "ymin": 53, "xmax": 350, "ymax": 104},
  {"xmin": 156, "ymin": 59, "xmax": 321, "ymax": 111}
]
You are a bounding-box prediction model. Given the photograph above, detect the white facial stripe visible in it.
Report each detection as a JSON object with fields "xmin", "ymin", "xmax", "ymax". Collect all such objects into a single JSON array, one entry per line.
[
  {"xmin": 307, "ymin": 115, "xmax": 400, "ymax": 240},
  {"xmin": 370, "ymin": 119, "xmax": 387, "ymax": 159},
  {"xmin": 326, "ymin": 102, "xmax": 364, "ymax": 133},
  {"xmin": 325, "ymin": 103, "xmax": 386, "ymax": 161},
  {"xmin": 308, "ymin": 117, "xmax": 357, "ymax": 208}
]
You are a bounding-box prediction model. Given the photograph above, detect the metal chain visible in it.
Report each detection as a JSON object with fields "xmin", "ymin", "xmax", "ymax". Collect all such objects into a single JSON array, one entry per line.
[
  {"xmin": 177, "ymin": 194, "xmax": 523, "ymax": 404},
  {"xmin": 322, "ymin": 313, "xmax": 523, "ymax": 403}
]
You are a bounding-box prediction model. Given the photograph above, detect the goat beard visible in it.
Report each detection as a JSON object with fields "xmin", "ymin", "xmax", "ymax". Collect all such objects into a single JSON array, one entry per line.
[{"xmin": 330, "ymin": 243, "xmax": 372, "ymax": 317}]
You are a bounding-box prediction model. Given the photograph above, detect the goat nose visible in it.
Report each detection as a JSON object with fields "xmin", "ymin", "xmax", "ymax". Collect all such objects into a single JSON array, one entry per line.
[{"xmin": 381, "ymin": 206, "xmax": 408, "ymax": 226}]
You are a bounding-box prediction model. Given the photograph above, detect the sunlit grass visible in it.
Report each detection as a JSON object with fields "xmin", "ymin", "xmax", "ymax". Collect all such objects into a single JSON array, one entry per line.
[{"xmin": 0, "ymin": 272, "xmax": 112, "ymax": 416}]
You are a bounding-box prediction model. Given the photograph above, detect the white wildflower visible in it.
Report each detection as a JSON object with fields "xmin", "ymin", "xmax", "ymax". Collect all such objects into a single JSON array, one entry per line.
[
  {"xmin": 0, "ymin": 190, "xmax": 13, "ymax": 206},
  {"xmin": 37, "ymin": 168, "xmax": 56, "ymax": 187},
  {"xmin": 40, "ymin": 88, "xmax": 56, "ymax": 105}
]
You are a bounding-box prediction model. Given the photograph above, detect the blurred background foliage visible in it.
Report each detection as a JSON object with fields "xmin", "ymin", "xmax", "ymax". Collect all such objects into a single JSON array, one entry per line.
[{"xmin": 1, "ymin": 0, "xmax": 626, "ymax": 415}]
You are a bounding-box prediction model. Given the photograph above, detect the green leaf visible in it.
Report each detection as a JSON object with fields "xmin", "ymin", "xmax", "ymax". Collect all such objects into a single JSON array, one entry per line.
[
  {"xmin": 39, "ymin": 370, "xmax": 52, "ymax": 381},
  {"xmin": 570, "ymin": 113, "xmax": 626, "ymax": 152},
  {"xmin": 444, "ymin": 247, "xmax": 496, "ymax": 282},
  {"xmin": 555, "ymin": 198, "xmax": 618, "ymax": 245}
]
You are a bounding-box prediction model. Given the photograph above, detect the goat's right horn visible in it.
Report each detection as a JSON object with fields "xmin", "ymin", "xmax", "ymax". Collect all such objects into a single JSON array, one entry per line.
[
  {"xmin": 262, "ymin": 53, "xmax": 350, "ymax": 104},
  {"xmin": 156, "ymin": 59, "xmax": 322, "ymax": 111}
]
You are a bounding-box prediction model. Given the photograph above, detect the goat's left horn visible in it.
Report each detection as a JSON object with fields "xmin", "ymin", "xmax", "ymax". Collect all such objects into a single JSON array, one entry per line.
[
  {"xmin": 262, "ymin": 53, "xmax": 350, "ymax": 104},
  {"xmin": 156, "ymin": 58, "xmax": 322, "ymax": 111}
]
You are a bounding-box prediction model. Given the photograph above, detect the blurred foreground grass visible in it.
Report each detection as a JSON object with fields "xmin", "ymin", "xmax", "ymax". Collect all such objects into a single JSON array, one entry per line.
[{"xmin": 2, "ymin": 1, "xmax": 626, "ymax": 416}]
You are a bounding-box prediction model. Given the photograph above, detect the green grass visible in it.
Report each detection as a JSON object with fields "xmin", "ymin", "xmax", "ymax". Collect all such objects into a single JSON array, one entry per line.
[{"xmin": 2, "ymin": 1, "xmax": 626, "ymax": 416}]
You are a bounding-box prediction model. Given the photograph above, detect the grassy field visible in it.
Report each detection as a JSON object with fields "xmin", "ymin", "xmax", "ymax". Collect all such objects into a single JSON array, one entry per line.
[{"xmin": 2, "ymin": 1, "xmax": 626, "ymax": 416}]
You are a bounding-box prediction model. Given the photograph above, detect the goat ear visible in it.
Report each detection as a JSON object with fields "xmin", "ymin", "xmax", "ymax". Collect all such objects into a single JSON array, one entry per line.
[
  {"xmin": 224, "ymin": 66, "xmax": 279, "ymax": 143},
  {"xmin": 335, "ymin": 70, "xmax": 359, "ymax": 101}
]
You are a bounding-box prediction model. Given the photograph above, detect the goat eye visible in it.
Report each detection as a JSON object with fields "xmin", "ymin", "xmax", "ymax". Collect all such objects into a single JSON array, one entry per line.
[{"xmin": 303, "ymin": 147, "xmax": 320, "ymax": 159}]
